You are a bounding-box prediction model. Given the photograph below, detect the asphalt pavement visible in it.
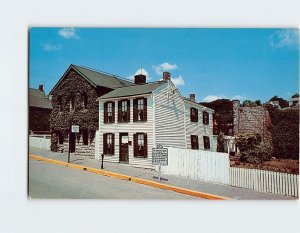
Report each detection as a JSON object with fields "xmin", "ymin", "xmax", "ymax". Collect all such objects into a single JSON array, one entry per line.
[
  {"xmin": 29, "ymin": 147, "xmax": 296, "ymax": 200},
  {"xmin": 29, "ymin": 159, "xmax": 198, "ymax": 199}
]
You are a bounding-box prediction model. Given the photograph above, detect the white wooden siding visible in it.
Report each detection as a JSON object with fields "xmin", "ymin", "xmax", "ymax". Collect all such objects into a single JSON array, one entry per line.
[
  {"xmin": 184, "ymin": 101, "xmax": 214, "ymax": 151},
  {"xmin": 97, "ymin": 96, "xmax": 154, "ymax": 168},
  {"xmin": 153, "ymin": 82, "xmax": 186, "ymax": 149}
]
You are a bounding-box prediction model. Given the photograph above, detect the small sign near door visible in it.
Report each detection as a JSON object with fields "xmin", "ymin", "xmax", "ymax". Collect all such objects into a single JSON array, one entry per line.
[{"xmin": 71, "ymin": 125, "xmax": 79, "ymax": 133}]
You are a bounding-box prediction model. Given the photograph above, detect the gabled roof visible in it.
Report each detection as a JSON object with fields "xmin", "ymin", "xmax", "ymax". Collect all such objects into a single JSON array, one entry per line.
[
  {"xmin": 99, "ymin": 81, "xmax": 166, "ymax": 100},
  {"xmin": 29, "ymin": 88, "xmax": 53, "ymax": 109},
  {"xmin": 49, "ymin": 64, "xmax": 132, "ymax": 95},
  {"xmin": 183, "ymin": 97, "xmax": 214, "ymax": 112}
]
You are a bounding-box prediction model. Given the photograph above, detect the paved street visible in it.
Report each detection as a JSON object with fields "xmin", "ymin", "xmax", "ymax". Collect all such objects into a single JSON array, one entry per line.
[
  {"xmin": 29, "ymin": 159, "xmax": 198, "ymax": 199},
  {"xmin": 29, "ymin": 147, "xmax": 296, "ymax": 200}
]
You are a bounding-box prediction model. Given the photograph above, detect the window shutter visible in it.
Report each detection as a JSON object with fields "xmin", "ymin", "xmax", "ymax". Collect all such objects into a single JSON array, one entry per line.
[
  {"xmin": 207, "ymin": 137, "xmax": 210, "ymax": 149},
  {"xmin": 207, "ymin": 112, "xmax": 209, "ymax": 125},
  {"xmin": 195, "ymin": 109, "xmax": 198, "ymax": 122},
  {"xmin": 112, "ymin": 102, "xmax": 115, "ymax": 123},
  {"xmin": 127, "ymin": 99, "xmax": 130, "ymax": 122},
  {"xmin": 190, "ymin": 108, "xmax": 193, "ymax": 121},
  {"xmin": 143, "ymin": 98, "xmax": 147, "ymax": 122},
  {"xmin": 133, "ymin": 99, "xmax": 138, "ymax": 122},
  {"xmin": 111, "ymin": 133, "xmax": 115, "ymax": 155},
  {"xmin": 103, "ymin": 133, "xmax": 107, "ymax": 154},
  {"xmin": 133, "ymin": 134, "xmax": 138, "ymax": 157},
  {"xmin": 196, "ymin": 135, "xmax": 199, "ymax": 149},
  {"xmin": 104, "ymin": 102, "xmax": 108, "ymax": 123},
  {"xmin": 190, "ymin": 135, "xmax": 194, "ymax": 149},
  {"xmin": 118, "ymin": 100, "xmax": 121, "ymax": 122},
  {"xmin": 144, "ymin": 133, "xmax": 148, "ymax": 158}
]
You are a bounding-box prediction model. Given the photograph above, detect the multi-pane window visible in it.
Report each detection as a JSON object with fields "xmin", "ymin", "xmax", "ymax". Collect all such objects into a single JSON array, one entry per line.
[
  {"xmin": 107, "ymin": 102, "xmax": 113, "ymax": 122},
  {"xmin": 137, "ymin": 99, "xmax": 144, "ymax": 121},
  {"xmin": 133, "ymin": 98, "xmax": 147, "ymax": 122},
  {"xmin": 104, "ymin": 101, "xmax": 115, "ymax": 123},
  {"xmin": 118, "ymin": 100, "xmax": 130, "ymax": 122},
  {"xmin": 190, "ymin": 107, "xmax": 198, "ymax": 122},
  {"xmin": 81, "ymin": 92, "xmax": 88, "ymax": 109},
  {"xmin": 203, "ymin": 111, "xmax": 209, "ymax": 125},
  {"xmin": 191, "ymin": 135, "xmax": 199, "ymax": 150},
  {"xmin": 68, "ymin": 96, "xmax": 75, "ymax": 112},
  {"xmin": 203, "ymin": 136, "xmax": 210, "ymax": 150},
  {"xmin": 103, "ymin": 133, "xmax": 114, "ymax": 155},
  {"xmin": 134, "ymin": 133, "xmax": 147, "ymax": 158},
  {"xmin": 57, "ymin": 96, "xmax": 63, "ymax": 112}
]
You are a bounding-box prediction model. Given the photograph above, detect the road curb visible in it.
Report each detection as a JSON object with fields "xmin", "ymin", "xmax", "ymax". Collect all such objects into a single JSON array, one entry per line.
[{"xmin": 29, "ymin": 155, "xmax": 231, "ymax": 200}]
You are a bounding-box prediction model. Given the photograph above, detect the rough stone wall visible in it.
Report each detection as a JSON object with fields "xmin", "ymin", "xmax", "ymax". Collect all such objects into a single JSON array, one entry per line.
[
  {"xmin": 61, "ymin": 135, "xmax": 95, "ymax": 157},
  {"xmin": 233, "ymin": 104, "xmax": 273, "ymax": 146}
]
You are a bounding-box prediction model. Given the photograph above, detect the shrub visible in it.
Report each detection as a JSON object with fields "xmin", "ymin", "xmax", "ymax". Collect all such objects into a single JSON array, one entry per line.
[
  {"xmin": 236, "ymin": 133, "xmax": 272, "ymax": 163},
  {"xmin": 267, "ymin": 107, "xmax": 299, "ymax": 159}
]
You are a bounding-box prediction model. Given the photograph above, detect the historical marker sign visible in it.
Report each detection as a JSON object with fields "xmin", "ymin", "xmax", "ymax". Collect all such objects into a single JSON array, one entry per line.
[
  {"xmin": 152, "ymin": 144, "xmax": 168, "ymax": 166},
  {"xmin": 71, "ymin": 125, "xmax": 79, "ymax": 133}
]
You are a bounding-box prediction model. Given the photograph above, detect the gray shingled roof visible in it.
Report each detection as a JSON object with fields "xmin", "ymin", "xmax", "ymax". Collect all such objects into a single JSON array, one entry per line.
[
  {"xmin": 72, "ymin": 65, "xmax": 132, "ymax": 89},
  {"xmin": 99, "ymin": 82, "xmax": 166, "ymax": 99},
  {"xmin": 29, "ymin": 88, "xmax": 53, "ymax": 109}
]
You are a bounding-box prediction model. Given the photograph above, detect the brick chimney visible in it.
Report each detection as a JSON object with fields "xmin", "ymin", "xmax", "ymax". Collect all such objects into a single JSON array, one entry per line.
[
  {"xmin": 163, "ymin": 72, "xmax": 171, "ymax": 81},
  {"xmin": 134, "ymin": 74, "xmax": 146, "ymax": 84},
  {"xmin": 189, "ymin": 94, "xmax": 196, "ymax": 102},
  {"xmin": 38, "ymin": 84, "xmax": 44, "ymax": 92}
]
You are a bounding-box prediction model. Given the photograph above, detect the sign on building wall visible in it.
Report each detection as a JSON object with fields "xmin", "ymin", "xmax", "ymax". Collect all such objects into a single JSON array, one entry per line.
[{"xmin": 71, "ymin": 125, "xmax": 80, "ymax": 133}]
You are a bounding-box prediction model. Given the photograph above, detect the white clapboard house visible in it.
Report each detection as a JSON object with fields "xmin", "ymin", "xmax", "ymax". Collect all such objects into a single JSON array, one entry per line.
[{"xmin": 95, "ymin": 72, "xmax": 215, "ymax": 168}]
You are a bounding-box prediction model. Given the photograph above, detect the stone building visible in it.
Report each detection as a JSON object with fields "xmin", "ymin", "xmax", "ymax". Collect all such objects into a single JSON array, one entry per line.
[
  {"xmin": 49, "ymin": 64, "xmax": 132, "ymax": 156},
  {"xmin": 29, "ymin": 85, "xmax": 52, "ymax": 133}
]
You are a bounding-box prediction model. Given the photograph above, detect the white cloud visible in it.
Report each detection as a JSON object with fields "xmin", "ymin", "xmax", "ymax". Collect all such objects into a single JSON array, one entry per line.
[
  {"xmin": 203, "ymin": 95, "xmax": 226, "ymax": 102},
  {"xmin": 41, "ymin": 43, "xmax": 62, "ymax": 51},
  {"xmin": 269, "ymin": 29, "xmax": 299, "ymax": 48},
  {"xmin": 171, "ymin": 75, "xmax": 185, "ymax": 86},
  {"xmin": 202, "ymin": 94, "xmax": 246, "ymax": 102},
  {"xmin": 127, "ymin": 68, "xmax": 150, "ymax": 81},
  {"xmin": 153, "ymin": 62, "xmax": 178, "ymax": 75},
  {"xmin": 59, "ymin": 27, "xmax": 79, "ymax": 39}
]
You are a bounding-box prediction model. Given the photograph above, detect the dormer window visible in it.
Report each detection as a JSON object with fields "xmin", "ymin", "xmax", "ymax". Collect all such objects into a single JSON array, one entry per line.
[
  {"xmin": 133, "ymin": 98, "xmax": 147, "ymax": 122},
  {"xmin": 104, "ymin": 101, "xmax": 115, "ymax": 123},
  {"xmin": 118, "ymin": 99, "xmax": 130, "ymax": 122},
  {"xmin": 190, "ymin": 107, "xmax": 198, "ymax": 122}
]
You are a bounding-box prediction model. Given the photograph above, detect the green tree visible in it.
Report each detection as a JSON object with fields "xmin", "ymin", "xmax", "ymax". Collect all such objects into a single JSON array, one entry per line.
[{"xmin": 292, "ymin": 93, "xmax": 299, "ymax": 98}]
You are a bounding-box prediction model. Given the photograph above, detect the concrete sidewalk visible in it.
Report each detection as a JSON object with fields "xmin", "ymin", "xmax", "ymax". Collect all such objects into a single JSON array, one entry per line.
[{"xmin": 29, "ymin": 147, "xmax": 296, "ymax": 200}]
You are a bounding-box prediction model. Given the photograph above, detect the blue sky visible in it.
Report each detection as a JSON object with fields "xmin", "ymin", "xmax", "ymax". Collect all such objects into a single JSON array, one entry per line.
[{"xmin": 29, "ymin": 28, "xmax": 299, "ymax": 102}]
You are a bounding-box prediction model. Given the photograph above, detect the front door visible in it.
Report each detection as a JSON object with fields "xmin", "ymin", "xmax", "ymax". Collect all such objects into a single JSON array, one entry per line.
[
  {"xmin": 119, "ymin": 133, "xmax": 129, "ymax": 163},
  {"xmin": 69, "ymin": 132, "xmax": 76, "ymax": 153}
]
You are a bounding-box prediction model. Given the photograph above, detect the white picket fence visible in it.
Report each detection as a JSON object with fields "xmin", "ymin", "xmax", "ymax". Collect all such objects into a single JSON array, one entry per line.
[
  {"xmin": 29, "ymin": 135, "xmax": 51, "ymax": 150},
  {"xmin": 159, "ymin": 147, "xmax": 299, "ymax": 197},
  {"xmin": 160, "ymin": 147, "xmax": 230, "ymax": 185},
  {"xmin": 230, "ymin": 167, "xmax": 299, "ymax": 197}
]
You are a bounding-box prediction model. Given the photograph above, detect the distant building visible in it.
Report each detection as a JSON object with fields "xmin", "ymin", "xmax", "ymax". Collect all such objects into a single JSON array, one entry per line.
[
  {"xmin": 29, "ymin": 85, "xmax": 52, "ymax": 133},
  {"xmin": 96, "ymin": 72, "xmax": 215, "ymax": 168},
  {"xmin": 289, "ymin": 97, "xmax": 299, "ymax": 108}
]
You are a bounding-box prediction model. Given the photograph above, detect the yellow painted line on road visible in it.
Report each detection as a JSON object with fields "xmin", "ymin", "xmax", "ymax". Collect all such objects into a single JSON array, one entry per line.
[{"xmin": 29, "ymin": 155, "xmax": 231, "ymax": 200}]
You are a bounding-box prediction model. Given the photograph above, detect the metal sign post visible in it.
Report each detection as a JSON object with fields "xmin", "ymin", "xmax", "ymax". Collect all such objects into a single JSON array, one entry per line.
[
  {"xmin": 68, "ymin": 125, "xmax": 79, "ymax": 163},
  {"xmin": 152, "ymin": 144, "xmax": 168, "ymax": 182}
]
